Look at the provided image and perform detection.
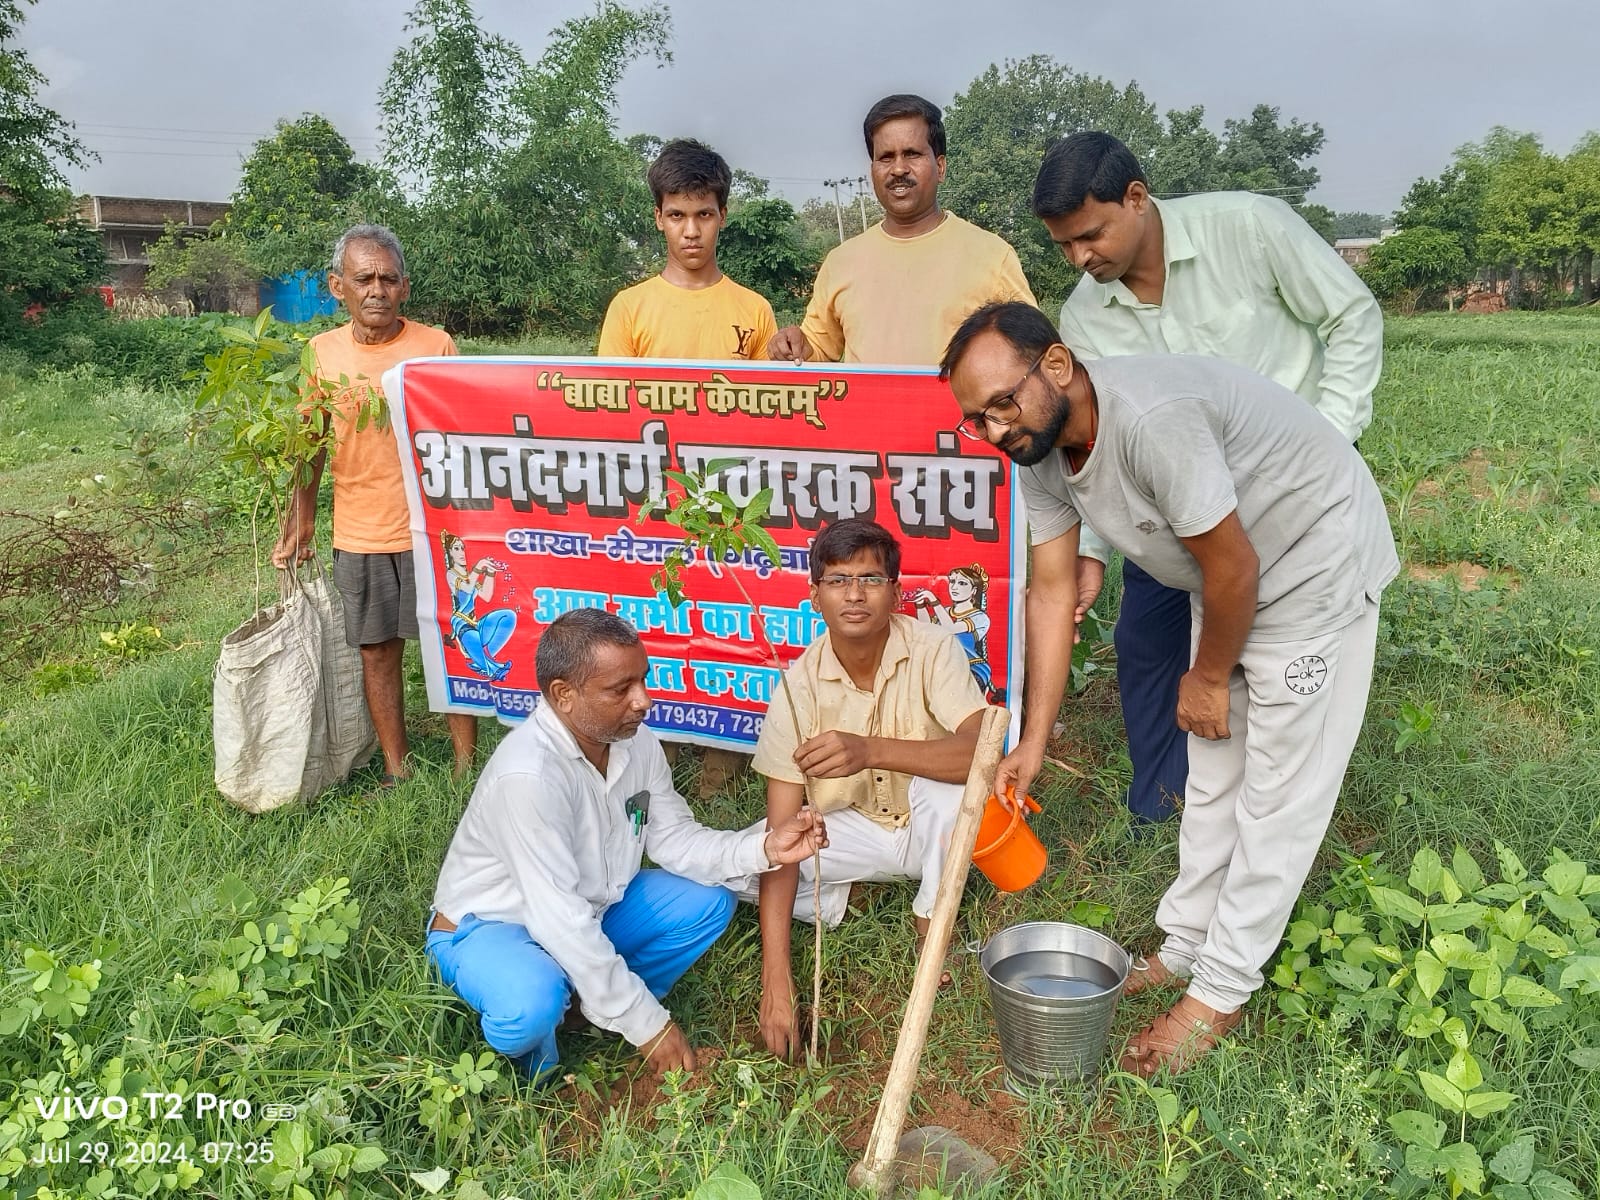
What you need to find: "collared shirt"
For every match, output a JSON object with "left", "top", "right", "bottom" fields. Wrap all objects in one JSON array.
[
  {"left": 801, "top": 213, "right": 1036, "bottom": 365},
  {"left": 1058, "top": 193, "right": 1382, "bottom": 564},
  {"left": 1061, "top": 194, "right": 1381, "bottom": 444},
  {"left": 1016, "top": 355, "right": 1399, "bottom": 642},
  {"left": 431, "top": 702, "right": 772, "bottom": 1047},
  {"left": 752, "top": 614, "right": 987, "bottom": 828}
]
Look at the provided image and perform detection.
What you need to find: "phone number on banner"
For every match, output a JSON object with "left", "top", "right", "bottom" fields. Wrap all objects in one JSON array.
[{"left": 647, "top": 701, "right": 765, "bottom": 742}]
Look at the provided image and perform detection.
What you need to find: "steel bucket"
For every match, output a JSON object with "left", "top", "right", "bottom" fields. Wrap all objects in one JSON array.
[{"left": 981, "top": 922, "right": 1130, "bottom": 1091}]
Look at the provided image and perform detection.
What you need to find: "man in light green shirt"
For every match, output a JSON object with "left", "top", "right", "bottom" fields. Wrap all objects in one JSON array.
[{"left": 1030, "top": 131, "right": 1381, "bottom": 824}]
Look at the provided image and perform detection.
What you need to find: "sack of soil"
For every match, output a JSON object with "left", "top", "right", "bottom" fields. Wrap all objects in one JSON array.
[{"left": 213, "top": 560, "right": 376, "bottom": 812}]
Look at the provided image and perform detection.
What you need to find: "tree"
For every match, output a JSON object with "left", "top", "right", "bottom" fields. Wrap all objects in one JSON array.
[
  {"left": 1331, "top": 211, "right": 1389, "bottom": 240},
  {"left": 145, "top": 220, "right": 259, "bottom": 313},
  {"left": 227, "top": 115, "right": 389, "bottom": 279},
  {"left": 718, "top": 198, "right": 820, "bottom": 321},
  {"left": 1360, "top": 227, "right": 1469, "bottom": 313},
  {"left": 1214, "top": 105, "right": 1324, "bottom": 205},
  {"left": 941, "top": 57, "right": 1171, "bottom": 309},
  {"left": 0, "top": 0, "right": 105, "bottom": 321},
  {"left": 393, "top": 1, "right": 673, "bottom": 334},
  {"left": 379, "top": 0, "right": 527, "bottom": 199}
]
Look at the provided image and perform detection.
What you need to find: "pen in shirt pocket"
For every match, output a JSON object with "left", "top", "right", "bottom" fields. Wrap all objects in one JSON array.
[{"left": 624, "top": 790, "right": 650, "bottom": 837}]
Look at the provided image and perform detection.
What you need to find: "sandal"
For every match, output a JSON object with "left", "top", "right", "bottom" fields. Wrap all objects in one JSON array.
[
  {"left": 1122, "top": 952, "right": 1186, "bottom": 998},
  {"left": 1119, "top": 993, "right": 1242, "bottom": 1077}
]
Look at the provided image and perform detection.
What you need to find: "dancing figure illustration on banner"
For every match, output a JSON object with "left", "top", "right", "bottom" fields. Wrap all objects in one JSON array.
[{"left": 441, "top": 530, "right": 518, "bottom": 683}]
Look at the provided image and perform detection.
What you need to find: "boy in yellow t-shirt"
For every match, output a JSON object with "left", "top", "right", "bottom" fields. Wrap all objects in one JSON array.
[
  {"left": 597, "top": 138, "right": 776, "bottom": 361},
  {"left": 598, "top": 139, "right": 776, "bottom": 794}
]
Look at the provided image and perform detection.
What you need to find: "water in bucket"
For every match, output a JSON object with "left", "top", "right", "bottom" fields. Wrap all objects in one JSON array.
[
  {"left": 988, "top": 949, "right": 1122, "bottom": 999},
  {"left": 981, "top": 922, "right": 1131, "bottom": 1090}
]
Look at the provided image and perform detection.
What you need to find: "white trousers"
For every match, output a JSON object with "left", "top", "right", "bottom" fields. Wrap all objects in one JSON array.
[
  {"left": 1157, "top": 598, "right": 1381, "bottom": 1013},
  {"left": 737, "top": 775, "right": 964, "bottom": 928}
]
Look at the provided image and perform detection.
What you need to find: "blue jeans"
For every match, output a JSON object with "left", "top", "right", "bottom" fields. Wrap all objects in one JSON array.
[
  {"left": 425, "top": 870, "right": 735, "bottom": 1077},
  {"left": 1114, "top": 558, "right": 1192, "bottom": 823}
]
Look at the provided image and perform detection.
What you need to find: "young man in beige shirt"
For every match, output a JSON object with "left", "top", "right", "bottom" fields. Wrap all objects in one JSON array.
[{"left": 748, "top": 518, "right": 988, "bottom": 1061}]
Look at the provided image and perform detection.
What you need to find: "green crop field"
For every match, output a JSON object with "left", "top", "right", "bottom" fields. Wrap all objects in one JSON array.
[{"left": 1, "top": 311, "right": 1596, "bottom": 1199}]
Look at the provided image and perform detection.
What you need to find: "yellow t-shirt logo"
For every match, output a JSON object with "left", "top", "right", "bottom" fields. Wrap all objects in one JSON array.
[{"left": 731, "top": 325, "right": 755, "bottom": 358}]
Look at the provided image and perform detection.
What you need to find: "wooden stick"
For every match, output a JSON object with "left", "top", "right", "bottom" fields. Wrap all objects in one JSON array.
[{"left": 847, "top": 706, "right": 1011, "bottom": 1196}]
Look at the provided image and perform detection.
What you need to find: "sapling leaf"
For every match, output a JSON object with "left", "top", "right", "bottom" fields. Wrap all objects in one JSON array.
[
  {"left": 743, "top": 487, "right": 773, "bottom": 525},
  {"left": 1488, "top": 1134, "right": 1535, "bottom": 1184},
  {"left": 1542, "top": 860, "right": 1586, "bottom": 898},
  {"left": 1523, "top": 925, "right": 1572, "bottom": 957},
  {"left": 1410, "top": 847, "right": 1445, "bottom": 897},
  {"left": 1557, "top": 956, "right": 1600, "bottom": 994},
  {"left": 701, "top": 456, "right": 748, "bottom": 476},
  {"left": 1413, "top": 950, "right": 1447, "bottom": 999},
  {"left": 1564, "top": 1045, "right": 1600, "bottom": 1070},
  {"left": 1369, "top": 885, "right": 1426, "bottom": 925},
  {"left": 1434, "top": 1141, "right": 1484, "bottom": 1194},
  {"left": 1524, "top": 1169, "right": 1583, "bottom": 1200},
  {"left": 1427, "top": 901, "right": 1487, "bottom": 933},
  {"left": 1452, "top": 851, "right": 1484, "bottom": 896},
  {"left": 1501, "top": 975, "right": 1561, "bottom": 1008},
  {"left": 662, "top": 468, "right": 697, "bottom": 490},
  {"left": 1445, "top": 1047, "right": 1483, "bottom": 1090},
  {"left": 1469, "top": 964, "right": 1503, "bottom": 1001},
  {"left": 1470, "top": 997, "right": 1527, "bottom": 1041},
  {"left": 1463, "top": 1090, "right": 1515, "bottom": 1118},
  {"left": 747, "top": 526, "right": 783, "bottom": 575},
  {"left": 1388, "top": 1109, "right": 1444, "bottom": 1150},
  {"left": 1496, "top": 841, "right": 1528, "bottom": 885},
  {"left": 1416, "top": 1069, "right": 1466, "bottom": 1112}
]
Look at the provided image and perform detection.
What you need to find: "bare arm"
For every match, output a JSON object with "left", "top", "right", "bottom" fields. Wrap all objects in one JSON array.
[
  {"left": 1175, "top": 511, "right": 1259, "bottom": 740},
  {"left": 271, "top": 438, "right": 327, "bottom": 568},
  {"left": 994, "top": 527, "right": 1080, "bottom": 799},
  {"left": 757, "top": 778, "right": 805, "bottom": 1061}
]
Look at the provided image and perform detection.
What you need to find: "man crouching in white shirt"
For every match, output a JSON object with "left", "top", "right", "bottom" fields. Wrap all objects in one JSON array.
[{"left": 427, "top": 608, "right": 828, "bottom": 1079}]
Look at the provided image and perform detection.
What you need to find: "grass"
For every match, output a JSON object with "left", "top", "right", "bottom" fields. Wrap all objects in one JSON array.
[{"left": 1, "top": 310, "right": 1597, "bottom": 1198}]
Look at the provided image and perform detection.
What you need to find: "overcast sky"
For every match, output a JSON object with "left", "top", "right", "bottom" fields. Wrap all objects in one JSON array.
[{"left": 23, "top": 0, "right": 1600, "bottom": 217}]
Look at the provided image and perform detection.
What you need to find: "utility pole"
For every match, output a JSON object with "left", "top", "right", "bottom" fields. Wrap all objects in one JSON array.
[
  {"left": 823, "top": 177, "right": 846, "bottom": 244},
  {"left": 854, "top": 175, "right": 869, "bottom": 232}
]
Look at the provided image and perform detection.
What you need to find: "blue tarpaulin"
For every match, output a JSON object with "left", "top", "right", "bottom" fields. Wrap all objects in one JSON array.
[{"left": 260, "top": 271, "right": 339, "bottom": 324}]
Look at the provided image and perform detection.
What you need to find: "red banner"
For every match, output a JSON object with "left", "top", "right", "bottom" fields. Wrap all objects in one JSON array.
[{"left": 385, "top": 357, "right": 1025, "bottom": 749}]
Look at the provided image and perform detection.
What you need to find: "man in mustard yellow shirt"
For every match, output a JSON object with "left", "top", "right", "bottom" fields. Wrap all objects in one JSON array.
[
  {"left": 597, "top": 138, "right": 776, "bottom": 361},
  {"left": 273, "top": 225, "right": 479, "bottom": 784},
  {"left": 747, "top": 519, "right": 987, "bottom": 1061},
  {"left": 769, "top": 94, "right": 1035, "bottom": 365}
]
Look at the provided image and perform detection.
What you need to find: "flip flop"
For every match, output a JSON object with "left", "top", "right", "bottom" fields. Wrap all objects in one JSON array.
[
  {"left": 1123, "top": 952, "right": 1186, "bottom": 997},
  {"left": 1119, "top": 993, "right": 1242, "bottom": 1077}
]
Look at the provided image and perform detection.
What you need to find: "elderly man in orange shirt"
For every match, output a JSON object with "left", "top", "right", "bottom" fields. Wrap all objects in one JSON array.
[{"left": 273, "top": 224, "right": 478, "bottom": 784}]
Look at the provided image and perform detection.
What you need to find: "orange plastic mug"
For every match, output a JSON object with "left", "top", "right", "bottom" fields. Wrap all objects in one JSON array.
[{"left": 971, "top": 785, "right": 1047, "bottom": 892}]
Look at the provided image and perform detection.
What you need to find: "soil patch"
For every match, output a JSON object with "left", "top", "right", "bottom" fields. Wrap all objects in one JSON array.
[{"left": 1405, "top": 561, "right": 1516, "bottom": 591}]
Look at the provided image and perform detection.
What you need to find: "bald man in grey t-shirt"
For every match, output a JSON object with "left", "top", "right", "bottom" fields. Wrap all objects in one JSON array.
[{"left": 941, "top": 302, "right": 1398, "bottom": 1077}]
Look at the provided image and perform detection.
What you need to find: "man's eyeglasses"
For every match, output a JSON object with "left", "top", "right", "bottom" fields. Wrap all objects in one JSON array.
[
  {"left": 954, "top": 350, "right": 1047, "bottom": 441},
  {"left": 817, "top": 574, "right": 894, "bottom": 590}
]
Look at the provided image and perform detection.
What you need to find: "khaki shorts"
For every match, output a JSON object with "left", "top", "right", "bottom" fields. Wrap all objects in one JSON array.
[{"left": 332, "top": 549, "right": 419, "bottom": 646}]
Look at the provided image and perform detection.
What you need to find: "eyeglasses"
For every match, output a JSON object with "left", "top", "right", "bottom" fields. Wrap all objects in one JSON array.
[
  {"left": 817, "top": 574, "right": 894, "bottom": 590},
  {"left": 954, "top": 350, "right": 1047, "bottom": 441}
]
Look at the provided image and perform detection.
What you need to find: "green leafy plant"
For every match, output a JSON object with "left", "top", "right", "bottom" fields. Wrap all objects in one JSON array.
[
  {"left": 1390, "top": 697, "right": 1444, "bottom": 753},
  {"left": 96, "top": 620, "right": 164, "bottom": 661},
  {"left": 1270, "top": 843, "right": 1598, "bottom": 1197},
  {"left": 639, "top": 464, "right": 827, "bottom": 1062}
]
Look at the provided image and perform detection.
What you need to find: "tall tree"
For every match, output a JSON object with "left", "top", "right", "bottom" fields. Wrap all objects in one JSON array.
[
  {"left": 1331, "top": 211, "right": 1389, "bottom": 240},
  {"left": 1214, "top": 104, "right": 1325, "bottom": 204},
  {"left": 0, "top": 0, "right": 105, "bottom": 320},
  {"left": 379, "top": 0, "right": 526, "bottom": 199},
  {"left": 942, "top": 56, "right": 1175, "bottom": 309},
  {"left": 395, "top": 1, "right": 673, "bottom": 334},
  {"left": 227, "top": 114, "right": 389, "bottom": 278},
  {"left": 718, "top": 197, "right": 820, "bottom": 320},
  {"left": 1360, "top": 226, "right": 1470, "bottom": 313}
]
